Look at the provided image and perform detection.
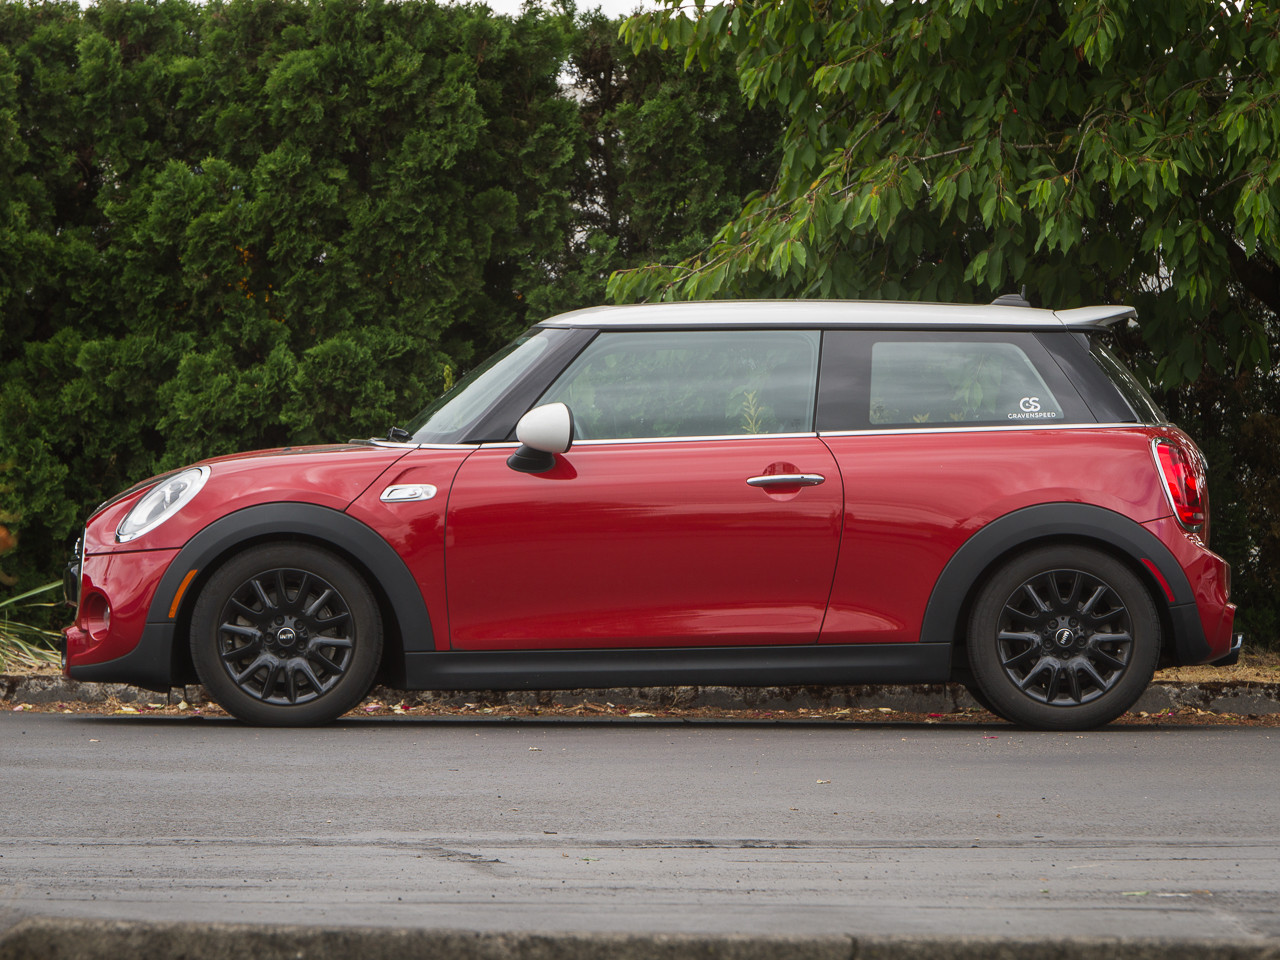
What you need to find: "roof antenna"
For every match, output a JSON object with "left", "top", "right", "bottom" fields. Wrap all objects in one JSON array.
[{"left": 991, "top": 285, "right": 1030, "bottom": 308}]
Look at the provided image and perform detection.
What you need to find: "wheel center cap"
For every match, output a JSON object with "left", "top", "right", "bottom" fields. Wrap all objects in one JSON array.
[{"left": 1053, "top": 627, "right": 1075, "bottom": 648}]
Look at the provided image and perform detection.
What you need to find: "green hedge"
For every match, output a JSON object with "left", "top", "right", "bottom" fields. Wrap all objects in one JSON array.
[{"left": 0, "top": 0, "right": 780, "bottom": 602}]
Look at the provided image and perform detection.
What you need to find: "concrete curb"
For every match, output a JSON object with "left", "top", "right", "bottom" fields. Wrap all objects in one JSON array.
[
  {"left": 3, "top": 673, "right": 1280, "bottom": 716},
  {"left": 1, "top": 919, "right": 1277, "bottom": 960}
]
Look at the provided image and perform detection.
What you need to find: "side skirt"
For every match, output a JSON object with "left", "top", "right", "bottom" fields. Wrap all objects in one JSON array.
[{"left": 402, "top": 643, "right": 952, "bottom": 692}]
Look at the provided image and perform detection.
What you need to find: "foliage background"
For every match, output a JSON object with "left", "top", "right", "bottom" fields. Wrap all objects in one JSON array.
[
  {"left": 3, "top": 0, "right": 1278, "bottom": 649},
  {"left": 0, "top": 0, "right": 779, "bottom": 610}
]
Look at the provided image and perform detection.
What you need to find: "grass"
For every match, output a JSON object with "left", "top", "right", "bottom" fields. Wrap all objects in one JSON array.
[{"left": 0, "top": 581, "right": 63, "bottom": 672}]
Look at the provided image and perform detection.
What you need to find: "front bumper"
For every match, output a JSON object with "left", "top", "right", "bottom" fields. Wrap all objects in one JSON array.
[{"left": 63, "top": 546, "right": 181, "bottom": 672}]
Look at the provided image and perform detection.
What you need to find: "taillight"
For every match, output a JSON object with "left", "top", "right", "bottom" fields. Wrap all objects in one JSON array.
[{"left": 1153, "top": 439, "right": 1206, "bottom": 531}]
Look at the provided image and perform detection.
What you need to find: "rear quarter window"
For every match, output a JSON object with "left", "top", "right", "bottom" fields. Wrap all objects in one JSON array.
[
  {"left": 869, "top": 341, "right": 1064, "bottom": 425},
  {"left": 817, "top": 330, "right": 1094, "bottom": 431}
]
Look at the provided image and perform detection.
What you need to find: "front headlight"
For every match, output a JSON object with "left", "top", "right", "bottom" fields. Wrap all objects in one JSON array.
[{"left": 115, "top": 466, "right": 211, "bottom": 543}]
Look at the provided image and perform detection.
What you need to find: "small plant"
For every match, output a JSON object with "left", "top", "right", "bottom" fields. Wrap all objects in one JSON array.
[
  {"left": 739, "top": 389, "right": 766, "bottom": 434},
  {"left": 0, "top": 582, "right": 63, "bottom": 672}
]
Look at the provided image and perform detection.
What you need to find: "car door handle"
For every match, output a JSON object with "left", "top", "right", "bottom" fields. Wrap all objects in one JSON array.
[{"left": 746, "top": 474, "right": 826, "bottom": 487}]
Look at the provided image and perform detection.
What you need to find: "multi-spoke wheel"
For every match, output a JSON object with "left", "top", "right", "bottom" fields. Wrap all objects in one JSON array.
[
  {"left": 967, "top": 545, "right": 1160, "bottom": 730},
  {"left": 191, "top": 544, "right": 382, "bottom": 725}
]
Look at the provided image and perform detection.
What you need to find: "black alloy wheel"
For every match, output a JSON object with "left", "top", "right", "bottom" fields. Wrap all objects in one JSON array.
[
  {"left": 191, "top": 543, "right": 382, "bottom": 726},
  {"left": 968, "top": 545, "right": 1160, "bottom": 730}
]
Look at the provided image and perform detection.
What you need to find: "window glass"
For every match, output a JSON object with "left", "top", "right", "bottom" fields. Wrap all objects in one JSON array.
[
  {"left": 869, "top": 341, "right": 1064, "bottom": 425},
  {"left": 539, "top": 330, "right": 821, "bottom": 440},
  {"left": 407, "top": 329, "right": 563, "bottom": 443},
  {"left": 1088, "top": 336, "right": 1167, "bottom": 424}
]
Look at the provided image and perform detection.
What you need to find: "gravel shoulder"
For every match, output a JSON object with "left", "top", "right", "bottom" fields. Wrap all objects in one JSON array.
[{"left": 4, "top": 652, "right": 1279, "bottom": 726}]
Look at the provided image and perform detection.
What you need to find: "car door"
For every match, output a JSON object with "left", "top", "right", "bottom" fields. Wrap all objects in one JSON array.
[{"left": 444, "top": 327, "right": 843, "bottom": 650}]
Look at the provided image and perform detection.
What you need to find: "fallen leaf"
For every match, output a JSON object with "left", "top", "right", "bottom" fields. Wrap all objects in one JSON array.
[
  {"left": 816, "top": 779, "right": 831, "bottom": 784},
  {"left": 117, "top": 706, "right": 139, "bottom": 714},
  {"left": 529, "top": 747, "right": 542, "bottom": 751},
  {"left": 628, "top": 712, "right": 655, "bottom": 718}
]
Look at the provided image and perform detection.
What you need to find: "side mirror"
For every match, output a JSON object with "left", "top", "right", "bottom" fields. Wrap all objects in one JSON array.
[{"left": 507, "top": 402, "right": 575, "bottom": 474}]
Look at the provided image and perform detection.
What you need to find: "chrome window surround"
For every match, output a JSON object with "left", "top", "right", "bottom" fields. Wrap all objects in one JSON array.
[{"left": 476, "top": 422, "right": 1147, "bottom": 447}]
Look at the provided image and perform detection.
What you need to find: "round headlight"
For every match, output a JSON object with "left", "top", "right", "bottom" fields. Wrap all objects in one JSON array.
[{"left": 115, "top": 466, "right": 211, "bottom": 543}]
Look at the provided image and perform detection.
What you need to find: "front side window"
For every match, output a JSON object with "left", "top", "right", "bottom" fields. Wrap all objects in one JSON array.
[
  {"left": 869, "top": 340, "right": 1065, "bottom": 426},
  {"left": 538, "top": 329, "right": 821, "bottom": 440}
]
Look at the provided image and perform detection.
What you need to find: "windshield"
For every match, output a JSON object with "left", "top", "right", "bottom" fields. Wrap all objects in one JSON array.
[{"left": 404, "top": 329, "right": 562, "bottom": 444}]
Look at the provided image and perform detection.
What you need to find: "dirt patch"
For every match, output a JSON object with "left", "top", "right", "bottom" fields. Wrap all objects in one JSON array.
[
  {"left": 1154, "top": 648, "right": 1280, "bottom": 683},
  {"left": 9, "top": 694, "right": 1280, "bottom": 727}
]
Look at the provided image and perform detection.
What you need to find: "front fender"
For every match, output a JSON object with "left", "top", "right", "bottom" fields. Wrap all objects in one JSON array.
[{"left": 150, "top": 502, "right": 433, "bottom": 662}]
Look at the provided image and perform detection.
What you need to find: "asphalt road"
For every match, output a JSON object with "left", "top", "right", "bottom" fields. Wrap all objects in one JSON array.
[{"left": 1, "top": 712, "right": 1277, "bottom": 940}]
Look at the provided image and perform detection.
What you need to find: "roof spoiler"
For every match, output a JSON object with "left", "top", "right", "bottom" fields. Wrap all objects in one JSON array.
[{"left": 1055, "top": 305, "right": 1137, "bottom": 329}]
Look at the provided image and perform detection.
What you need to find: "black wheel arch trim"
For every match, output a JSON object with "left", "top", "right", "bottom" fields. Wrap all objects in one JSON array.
[
  {"left": 921, "top": 502, "right": 1210, "bottom": 665},
  {"left": 146, "top": 502, "right": 432, "bottom": 658}
]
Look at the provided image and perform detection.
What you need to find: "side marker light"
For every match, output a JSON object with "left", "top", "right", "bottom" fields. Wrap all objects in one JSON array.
[{"left": 169, "top": 569, "right": 199, "bottom": 619}]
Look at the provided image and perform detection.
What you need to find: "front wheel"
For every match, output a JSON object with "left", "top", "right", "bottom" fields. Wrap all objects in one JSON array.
[
  {"left": 190, "top": 543, "right": 382, "bottom": 726},
  {"left": 967, "top": 546, "right": 1160, "bottom": 730}
]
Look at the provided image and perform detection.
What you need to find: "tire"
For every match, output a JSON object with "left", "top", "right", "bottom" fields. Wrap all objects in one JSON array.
[
  {"left": 967, "top": 545, "right": 1160, "bottom": 731},
  {"left": 961, "top": 682, "right": 1010, "bottom": 720},
  {"left": 190, "top": 543, "right": 382, "bottom": 726}
]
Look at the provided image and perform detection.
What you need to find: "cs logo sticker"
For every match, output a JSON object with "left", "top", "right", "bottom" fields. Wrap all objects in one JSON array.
[{"left": 1019, "top": 397, "right": 1041, "bottom": 412}]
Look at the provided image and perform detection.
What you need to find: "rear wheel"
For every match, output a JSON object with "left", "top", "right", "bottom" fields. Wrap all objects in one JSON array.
[
  {"left": 190, "top": 543, "right": 382, "bottom": 726},
  {"left": 967, "top": 545, "right": 1159, "bottom": 730}
]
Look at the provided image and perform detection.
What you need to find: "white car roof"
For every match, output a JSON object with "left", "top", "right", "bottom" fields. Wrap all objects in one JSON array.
[{"left": 539, "top": 300, "right": 1136, "bottom": 330}]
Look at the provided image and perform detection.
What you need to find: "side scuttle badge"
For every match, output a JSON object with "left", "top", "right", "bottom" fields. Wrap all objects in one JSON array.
[{"left": 380, "top": 484, "right": 438, "bottom": 503}]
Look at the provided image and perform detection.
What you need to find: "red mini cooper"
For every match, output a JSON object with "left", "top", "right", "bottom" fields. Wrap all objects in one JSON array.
[{"left": 62, "top": 299, "right": 1239, "bottom": 728}]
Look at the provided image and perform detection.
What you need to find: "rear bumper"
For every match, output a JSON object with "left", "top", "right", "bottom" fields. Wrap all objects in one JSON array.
[
  {"left": 1210, "top": 632, "right": 1245, "bottom": 667},
  {"left": 1142, "top": 516, "right": 1235, "bottom": 665}
]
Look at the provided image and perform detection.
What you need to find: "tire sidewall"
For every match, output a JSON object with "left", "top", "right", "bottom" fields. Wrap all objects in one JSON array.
[
  {"left": 190, "top": 543, "right": 382, "bottom": 726},
  {"left": 968, "top": 545, "right": 1160, "bottom": 731}
]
